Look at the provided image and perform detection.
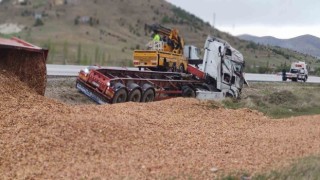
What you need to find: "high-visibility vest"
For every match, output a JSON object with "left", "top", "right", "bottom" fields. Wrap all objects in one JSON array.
[{"left": 153, "top": 34, "right": 160, "bottom": 41}]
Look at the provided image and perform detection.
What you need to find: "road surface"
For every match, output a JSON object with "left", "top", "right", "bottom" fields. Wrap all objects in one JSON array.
[{"left": 46, "top": 64, "right": 320, "bottom": 83}]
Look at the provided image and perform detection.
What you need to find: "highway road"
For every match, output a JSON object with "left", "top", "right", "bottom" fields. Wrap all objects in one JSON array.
[{"left": 46, "top": 64, "right": 320, "bottom": 83}]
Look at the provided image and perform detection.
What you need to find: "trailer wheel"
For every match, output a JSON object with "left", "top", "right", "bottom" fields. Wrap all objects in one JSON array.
[
  {"left": 128, "top": 89, "right": 142, "bottom": 102},
  {"left": 112, "top": 89, "right": 127, "bottom": 104},
  {"left": 141, "top": 89, "right": 155, "bottom": 102},
  {"left": 182, "top": 86, "right": 195, "bottom": 98}
]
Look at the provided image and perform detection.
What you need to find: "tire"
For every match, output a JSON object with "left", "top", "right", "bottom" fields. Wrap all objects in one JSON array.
[
  {"left": 141, "top": 89, "right": 155, "bottom": 102},
  {"left": 304, "top": 75, "right": 308, "bottom": 82},
  {"left": 226, "top": 93, "right": 234, "bottom": 98},
  {"left": 112, "top": 89, "right": 127, "bottom": 104},
  {"left": 201, "top": 83, "right": 215, "bottom": 91},
  {"left": 128, "top": 89, "right": 142, "bottom": 102},
  {"left": 182, "top": 86, "right": 195, "bottom": 98},
  {"left": 178, "top": 63, "right": 185, "bottom": 73}
]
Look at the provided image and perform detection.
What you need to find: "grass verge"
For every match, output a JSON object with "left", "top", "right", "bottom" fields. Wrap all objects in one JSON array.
[
  {"left": 221, "top": 82, "right": 320, "bottom": 119},
  {"left": 219, "top": 82, "right": 320, "bottom": 179},
  {"left": 219, "top": 155, "right": 320, "bottom": 180},
  {"left": 254, "top": 156, "right": 320, "bottom": 180}
]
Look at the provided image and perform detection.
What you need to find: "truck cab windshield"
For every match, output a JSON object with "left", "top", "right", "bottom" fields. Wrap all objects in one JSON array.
[
  {"left": 290, "top": 69, "right": 299, "bottom": 73},
  {"left": 232, "top": 61, "right": 243, "bottom": 74}
]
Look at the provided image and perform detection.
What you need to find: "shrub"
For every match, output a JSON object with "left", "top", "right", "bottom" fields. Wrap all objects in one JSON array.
[{"left": 34, "top": 19, "right": 44, "bottom": 26}]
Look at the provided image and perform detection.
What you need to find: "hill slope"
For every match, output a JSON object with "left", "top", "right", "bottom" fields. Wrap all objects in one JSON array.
[
  {"left": 238, "top": 34, "right": 320, "bottom": 58},
  {"left": 0, "top": 0, "right": 319, "bottom": 72}
]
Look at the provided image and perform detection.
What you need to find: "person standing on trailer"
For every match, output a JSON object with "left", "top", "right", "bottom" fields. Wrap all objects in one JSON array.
[{"left": 153, "top": 31, "right": 161, "bottom": 41}]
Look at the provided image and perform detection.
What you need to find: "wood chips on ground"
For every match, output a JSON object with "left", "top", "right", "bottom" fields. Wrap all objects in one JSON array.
[{"left": 1, "top": 72, "right": 320, "bottom": 179}]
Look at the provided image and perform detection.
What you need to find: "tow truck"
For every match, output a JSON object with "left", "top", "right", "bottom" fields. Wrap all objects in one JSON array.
[
  {"left": 283, "top": 61, "right": 308, "bottom": 82},
  {"left": 76, "top": 36, "right": 246, "bottom": 104},
  {"left": 133, "top": 24, "right": 200, "bottom": 72}
]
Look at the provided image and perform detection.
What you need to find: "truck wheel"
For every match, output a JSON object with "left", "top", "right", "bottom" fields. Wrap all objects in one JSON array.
[
  {"left": 226, "top": 92, "right": 234, "bottom": 98},
  {"left": 141, "top": 89, "right": 155, "bottom": 102},
  {"left": 112, "top": 89, "right": 127, "bottom": 104},
  {"left": 201, "top": 83, "right": 215, "bottom": 91},
  {"left": 303, "top": 76, "right": 307, "bottom": 82},
  {"left": 128, "top": 89, "right": 142, "bottom": 102},
  {"left": 182, "top": 86, "right": 195, "bottom": 97}
]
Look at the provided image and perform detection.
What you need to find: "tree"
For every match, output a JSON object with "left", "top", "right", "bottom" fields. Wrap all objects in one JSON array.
[
  {"left": 63, "top": 41, "right": 69, "bottom": 65},
  {"left": 34, "top": 19, "right": 44, "bottom": 27},
  {"left": 100, "top": 51, "right": 106, "bottom": 65},
  {"left": 94, "top": 46, "right": 100, "bottom": 65},
  {"left": 77, "top": 43, "right": 82, "bottom": 64},
  {"left": 83, "top": 53, "right": 89, "bottom": 65}
]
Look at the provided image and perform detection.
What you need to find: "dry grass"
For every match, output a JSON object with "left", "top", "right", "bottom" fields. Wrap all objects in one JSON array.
[{"left": 223, "top": 82, "right": 320, "bottom": 118}]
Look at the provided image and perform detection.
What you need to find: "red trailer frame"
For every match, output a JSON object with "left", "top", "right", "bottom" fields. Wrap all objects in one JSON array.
[{"left": 76, "top": 67, "right": 207, "bottom": 104}]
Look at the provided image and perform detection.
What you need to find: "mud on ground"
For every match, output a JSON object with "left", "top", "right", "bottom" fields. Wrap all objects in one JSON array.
[
  {"left": 45, "top": 77, "right": 94, "bottom": 105},
  {"left": 1, "top": 75, "right": 320, "bottom": 179}
]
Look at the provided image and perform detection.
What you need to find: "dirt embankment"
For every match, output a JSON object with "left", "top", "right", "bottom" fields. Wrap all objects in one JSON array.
[{"left": 1, "top": 72, "right": 320, "bottom": 179}]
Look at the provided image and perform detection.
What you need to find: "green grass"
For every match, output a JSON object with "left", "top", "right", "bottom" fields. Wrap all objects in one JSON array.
[
  {"left": 253, "top": 156, "right": 320, "bottom": 180},
  {"left": 223, "top": 98, "right": 320, "bottom": 119},
  {"left": 222, "top": 82, "right": 320, "bottom": 119},
  {"left": 219, "top": 156, "right": 320, "bottom": 180},
  {"left": 0, "top": 33, "right": 20, "bottom": 39}
]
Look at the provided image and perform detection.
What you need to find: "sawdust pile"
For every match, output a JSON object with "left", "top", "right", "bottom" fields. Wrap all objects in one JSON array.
[
  {"left": 0, "top": 48, "right": 47, "bottom": 95},
  {"left": 1, "top": 73, "right": 320, "bottom": 179}
]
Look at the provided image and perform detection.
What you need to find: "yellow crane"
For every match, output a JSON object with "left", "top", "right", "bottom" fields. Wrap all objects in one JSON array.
[{"left": 133, "top": 24, "right": 188, "bottom": 72}]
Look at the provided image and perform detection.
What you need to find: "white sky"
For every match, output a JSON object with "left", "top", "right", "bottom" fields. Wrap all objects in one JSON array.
[{"left": 166, "top": 0, "right": 320, "bottom": 39}]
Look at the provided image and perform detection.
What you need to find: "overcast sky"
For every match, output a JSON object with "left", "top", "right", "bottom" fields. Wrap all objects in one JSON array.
[{"left": 166, "top": 0, "right": 320, "bottom": 39}]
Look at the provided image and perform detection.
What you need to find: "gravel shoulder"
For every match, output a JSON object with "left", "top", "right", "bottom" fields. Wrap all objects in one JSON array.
[{"left": 45, "top": 76, "right": 94, "bottom": 105}]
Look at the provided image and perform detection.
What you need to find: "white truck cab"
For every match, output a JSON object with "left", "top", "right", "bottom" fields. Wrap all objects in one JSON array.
[{"left": 195, "top": 37, "right": 246, "bottom": 98}]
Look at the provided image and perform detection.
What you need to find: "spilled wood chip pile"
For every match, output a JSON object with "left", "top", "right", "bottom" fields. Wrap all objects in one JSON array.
[{"left": 1, "top": 72, "right": 320, "bottom": 179}]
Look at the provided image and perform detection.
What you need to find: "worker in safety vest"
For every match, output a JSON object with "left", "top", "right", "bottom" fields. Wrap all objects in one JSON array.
[{"left": 153, "top": 31, "right": 160, "bottom": 41}]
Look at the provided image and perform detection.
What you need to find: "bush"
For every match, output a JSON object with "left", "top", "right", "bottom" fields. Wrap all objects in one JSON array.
[
  {"left": 264, "top": 90, "right": 297, "bottom": 105},
  {"left": 161, "top": 16, "right": 170, "bottom": 24},
  {"left": 246, "top": 42, "right": 258, "bottom": 50},
  {"left": 34, "top": 19, "right": 44, "bottom": 26}
]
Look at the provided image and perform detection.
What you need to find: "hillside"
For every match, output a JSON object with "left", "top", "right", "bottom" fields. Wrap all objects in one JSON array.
[
  {"left": 238, "top": 34, "right": 320, "bottom": 58},
  {"left": 0, "top": 0, "right": 319, "bottom": 73}
]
